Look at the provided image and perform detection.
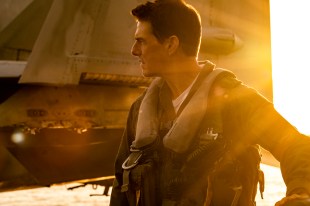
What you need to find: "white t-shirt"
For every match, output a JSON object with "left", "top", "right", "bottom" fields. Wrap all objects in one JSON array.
[{"left": 172, "top": 75, "right": 199, "bottom": 113}]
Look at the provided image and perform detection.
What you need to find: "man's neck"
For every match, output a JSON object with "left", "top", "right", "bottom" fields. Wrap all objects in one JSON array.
[{"left": 163, "top": 59, "right": 201, "bottom": 100}]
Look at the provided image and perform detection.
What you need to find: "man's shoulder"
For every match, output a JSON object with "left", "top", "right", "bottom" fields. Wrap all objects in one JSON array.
[{"left": 211, "top": 68, "right": 241, "bottom": 90}]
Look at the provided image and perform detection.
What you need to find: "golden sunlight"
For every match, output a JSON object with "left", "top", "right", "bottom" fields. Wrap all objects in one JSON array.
[{"left": 270, "top": 0, "right": 310, "bottom": 135}]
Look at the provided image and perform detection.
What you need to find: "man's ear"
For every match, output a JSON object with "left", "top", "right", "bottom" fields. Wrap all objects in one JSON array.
[{"left": 166, "top": 35, "right": 180, "bottom": 55}]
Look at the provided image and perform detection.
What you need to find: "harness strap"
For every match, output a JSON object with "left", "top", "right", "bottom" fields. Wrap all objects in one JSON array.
[
  {"left": 121, "top": 150, "right": 142, "bottom": 192},
  {"left": 204, "top": 175, "right": 213, "bottom": 205},
  {"left": 258, "top": 168, "right": 265, "bottom": 199},
  {"left": 136, "top": 190, "right": 141, "bottom": 206},
  {"left": 231, "top": 186, "right": 243, "bottom": 206},
  {"left": 121, "top": 170, "right": 130, "bottom": 192}
]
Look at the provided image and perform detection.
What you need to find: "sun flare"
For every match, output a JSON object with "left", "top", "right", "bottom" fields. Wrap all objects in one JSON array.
[{"left": 270, "top": 0, "right": 310, "bottom": 135}]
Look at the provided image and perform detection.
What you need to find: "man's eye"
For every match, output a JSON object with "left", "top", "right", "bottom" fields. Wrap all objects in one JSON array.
[{"left": 136, "top": 39, "right": 144, "bottom": 44}]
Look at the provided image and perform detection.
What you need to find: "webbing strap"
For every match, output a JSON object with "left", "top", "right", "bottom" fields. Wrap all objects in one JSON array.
[
  {"left": 121, "top": 170, "right": 131, "bottom": 192},
  {"left": 121, "top": 151, "right": 142, "bottom": 192}
]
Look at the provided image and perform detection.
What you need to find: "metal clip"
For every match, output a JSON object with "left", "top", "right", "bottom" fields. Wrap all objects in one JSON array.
[
  {"left": 122, "top": 151, "right": 142, "bottom": 170},
  {"left": 206, "top": 128, "right": 219, "bottom": 140}
]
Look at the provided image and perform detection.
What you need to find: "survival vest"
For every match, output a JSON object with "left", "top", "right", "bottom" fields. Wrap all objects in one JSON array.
[{"left": 121, "top": 68, "right": 265, "bottom": 206}]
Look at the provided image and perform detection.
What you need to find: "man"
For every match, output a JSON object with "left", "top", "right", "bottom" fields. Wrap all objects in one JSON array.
[{"left": 110, "top": 0, "right": 310, "bottom": 205}]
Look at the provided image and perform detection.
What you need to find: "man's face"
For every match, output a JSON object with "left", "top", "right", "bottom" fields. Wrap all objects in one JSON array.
[{"left": 131, "top": 21, "right": 169, "bottom": 77}]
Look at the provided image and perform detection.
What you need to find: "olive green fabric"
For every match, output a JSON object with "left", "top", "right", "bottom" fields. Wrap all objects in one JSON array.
[{"left": 110, "top": 64, "right": 310, "bottom": 206}]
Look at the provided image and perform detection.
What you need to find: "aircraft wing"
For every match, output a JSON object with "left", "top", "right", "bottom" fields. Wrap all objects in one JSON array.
[{"left": 19, "top": 0, "right": 141, "bottom": 85}]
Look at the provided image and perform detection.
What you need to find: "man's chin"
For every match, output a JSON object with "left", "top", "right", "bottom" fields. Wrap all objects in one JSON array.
[
  {"left": 141, "top": 69, "right": 151, "bottom": 77},
  {"left": 142, "top": 72, "right": 156, "bottom": 78},
  {"left": 141, "top": 68, "right": 156, "bottom": 77}
]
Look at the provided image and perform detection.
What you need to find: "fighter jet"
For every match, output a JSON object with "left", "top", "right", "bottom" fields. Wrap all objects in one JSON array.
[{"left": 0, "top": 0, "right": 273, "bottom": 193}]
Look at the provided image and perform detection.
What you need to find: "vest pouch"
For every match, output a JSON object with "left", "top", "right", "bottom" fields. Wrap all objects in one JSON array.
[
  {"left": 210, "top": 145, "right": 263, "bottom": 206},
  {"left": 122, "top": 150, "right": 159, "bottom": 206},
  {"left": 130, "top": 161, "right": 158, "bottom": 206}
]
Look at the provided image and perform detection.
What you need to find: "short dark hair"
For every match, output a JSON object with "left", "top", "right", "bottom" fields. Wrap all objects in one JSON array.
[{"left": 131, "top": 0, "right": 201, "bottom": 56}]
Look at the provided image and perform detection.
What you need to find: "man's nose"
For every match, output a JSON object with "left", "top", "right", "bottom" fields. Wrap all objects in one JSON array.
[{"left": 131, "top": 42, "right": 140, "bottom": 56}]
